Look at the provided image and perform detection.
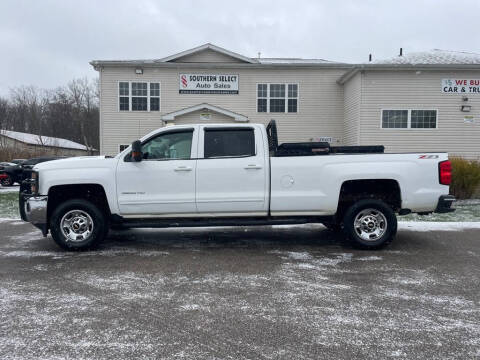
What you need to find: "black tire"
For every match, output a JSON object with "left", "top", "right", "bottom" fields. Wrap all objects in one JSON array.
[
  {"left": 50, "top": 199, "right": 108, "bottom": 251},
  {"left": 342, "top": 199, "right": 397, "bottom": 250},
  {"left": 0, "top": 175, "right": 13, "bottom": 186},
  {"left": 322, "top": 222, "right": 342, "bottom": 232}
]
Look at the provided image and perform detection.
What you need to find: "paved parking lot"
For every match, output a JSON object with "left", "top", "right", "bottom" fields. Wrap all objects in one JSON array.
[{"left": 0, "top": 219, "right": 479, "bottom": 359}]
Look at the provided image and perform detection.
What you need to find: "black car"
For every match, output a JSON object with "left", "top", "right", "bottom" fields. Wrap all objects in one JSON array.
[
  {"left": 0, "top": 163, "right": 23, "bottom": 186},
  {"left": 0, "top": 162, "right": 16, "bottom": 170},
  {"left": 0, "top": 156, "right": 66, "bottom": 187}
]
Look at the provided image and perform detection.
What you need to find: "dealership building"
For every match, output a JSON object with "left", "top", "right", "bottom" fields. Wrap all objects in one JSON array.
[{"left": 91, "top": 44, "right": 480, "bottom": 159}]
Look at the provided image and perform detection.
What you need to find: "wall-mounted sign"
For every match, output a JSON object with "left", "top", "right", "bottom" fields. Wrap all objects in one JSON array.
[
  {"left": 312, "top": 136, "right": 333, "bottom": 143},
  {"left": 200, "top": 113, "right": 211, "bottom": 121},
  {"left": 464, "top": 115, "right": 474, "bottom": 124},
  {"left": 442, "top": 79, "right": 480, "bottom": 93},
  {"left": 179, "top": 74, "right": 239, "bottom": 94}
]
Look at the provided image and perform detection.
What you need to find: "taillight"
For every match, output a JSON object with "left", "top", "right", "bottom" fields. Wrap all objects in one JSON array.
[{"left": 439, "top": 160, "right": 452, "bottom": 185}]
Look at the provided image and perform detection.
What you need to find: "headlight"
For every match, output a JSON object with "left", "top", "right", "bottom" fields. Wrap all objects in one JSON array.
[{"left": 30, "top": 171, "right": 39, "bottom": 195}]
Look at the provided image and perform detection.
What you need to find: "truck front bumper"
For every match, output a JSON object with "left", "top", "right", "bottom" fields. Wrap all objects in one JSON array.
[
  {"left": 21, "top": 194, "right": 48, "bottom": 236},
  {"left": 434, "top": 195, "right": 456, "bottom": 213}
]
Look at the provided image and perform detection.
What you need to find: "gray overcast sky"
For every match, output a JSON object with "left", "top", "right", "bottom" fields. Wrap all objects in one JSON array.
[{"left": 1, "top": 0, "right": 479, "bottom": 95}]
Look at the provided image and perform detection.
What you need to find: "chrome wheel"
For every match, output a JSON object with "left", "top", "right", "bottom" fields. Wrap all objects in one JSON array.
[
  {"left": 354, "top": 208, "right": 387, "bottom": 241},
  {"left": 60, "top": 210, "right": 94, "bottom": 242}
]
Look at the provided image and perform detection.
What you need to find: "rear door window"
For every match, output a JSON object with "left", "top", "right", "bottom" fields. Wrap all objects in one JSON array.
[{"left": 204, "top": 128, "right": 255, "bottom": 158}]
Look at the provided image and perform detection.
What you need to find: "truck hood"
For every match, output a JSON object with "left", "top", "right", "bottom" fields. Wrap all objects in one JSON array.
[{"left": 33, "top": 156, "right": 116, "bottom": 171}]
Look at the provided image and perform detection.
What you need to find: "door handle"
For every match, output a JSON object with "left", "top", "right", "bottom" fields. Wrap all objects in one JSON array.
[
  {"left": 174, "top": 166, "right": 192, "bottom": 171},
  {"left": 244, "top": 164, "right": 262, "bottom": 169}
]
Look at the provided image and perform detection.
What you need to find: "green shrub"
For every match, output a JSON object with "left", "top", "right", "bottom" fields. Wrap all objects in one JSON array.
[{"left": 450, "top": 157, "right": 480, "bottom": 199}]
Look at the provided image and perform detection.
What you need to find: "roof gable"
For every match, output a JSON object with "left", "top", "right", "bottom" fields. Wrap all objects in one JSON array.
[
  {"left": 159, "top": 43, "right": 258, "bottom": 64},
  {"left": 161, "top": 103, "right": 248, "bottom": 122}
]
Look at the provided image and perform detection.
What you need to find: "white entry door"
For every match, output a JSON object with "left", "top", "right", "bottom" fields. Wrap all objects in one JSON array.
[
  {"left": 195, "top": 125, "right": 268, "bottom": 215},
  {"left": 116, "top": 127, "right": 198, "bottom": 216}
]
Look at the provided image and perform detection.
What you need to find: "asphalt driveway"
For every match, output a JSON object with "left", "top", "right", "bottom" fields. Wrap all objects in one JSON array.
[{"left": 0, "top": 219, "right": 479, "bottom": 359}]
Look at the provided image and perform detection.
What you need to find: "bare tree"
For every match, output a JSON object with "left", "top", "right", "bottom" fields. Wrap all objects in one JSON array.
[{"left": 0, "top": 78, "right": 100, "bottom": 156}]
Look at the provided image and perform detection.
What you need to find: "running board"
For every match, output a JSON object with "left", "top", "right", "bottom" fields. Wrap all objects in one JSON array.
[{"left": 111, "top": 215, "right": 334, "bottom": 229}]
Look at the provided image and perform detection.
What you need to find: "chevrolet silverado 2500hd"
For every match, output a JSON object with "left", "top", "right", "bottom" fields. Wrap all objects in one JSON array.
[{"left": 20, "top": 121, "right": 454, "bottom": 250}]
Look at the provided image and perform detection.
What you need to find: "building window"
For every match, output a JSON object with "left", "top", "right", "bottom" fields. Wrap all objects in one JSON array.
[
  {"left": 269, "top": 84, "right": 285, "bottom": 112},
  {"left": 132, "top": 82, "right": 147, "bottom": 111},
  {"left": 411, "top": 110, "right": 437, "bottom": 128},
  {"left": 382, "top": 109, "right": 437, "bottom": 129},
  {"left": 119, "top": 144, "right": 129, "bottom": 152},
  {"left": 382, "top": 110, "right": 408, "bottom": 128},
  {"left": 150, "top": 83, "right": 160, "bottom": 111},
  {"left": 257, "top": 83, "right": 298, "bottom": 113},
  {"left": 288, "top": 84, "right": 298, "bottom": 113},
  {"left": 257, "top": 84, "right": 267, "bottom": 112},
  {"left": 119, "top": 82, "right": 160, "bottom": 112},
  {"left": 119, "top": 82, "right": 129, "bottom": 111}
]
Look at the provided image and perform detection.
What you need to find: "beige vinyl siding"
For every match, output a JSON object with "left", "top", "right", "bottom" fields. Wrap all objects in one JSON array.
[
  {"left": 343, "top": 72, "right": 361, "bottom": 145},
  {"left": 359, "top": 70, "right": 480, "bottom": 159},
  {"left": 99, "top": 66, "right": 346, "bottom": 155},
  {"left": 173, "top": 49, "right": 245, "bottom": 63}
]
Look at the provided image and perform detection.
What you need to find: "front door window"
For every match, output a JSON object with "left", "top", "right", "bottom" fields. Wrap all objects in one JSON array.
[{"left": 141, "top": 130, "right": 193, "bottom": 160}]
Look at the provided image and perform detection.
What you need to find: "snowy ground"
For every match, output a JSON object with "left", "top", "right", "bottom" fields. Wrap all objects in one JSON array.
[
  {"left": 0, "top": 220, "right": 479, "bottom": 359},
  {"left": 0, "top": 185, "right": 19, "bottom": 194}
]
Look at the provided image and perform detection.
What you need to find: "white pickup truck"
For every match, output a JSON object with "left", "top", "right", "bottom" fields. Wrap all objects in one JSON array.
[{"left": 20, "top": 121, "right": 454, "bottom": 250}]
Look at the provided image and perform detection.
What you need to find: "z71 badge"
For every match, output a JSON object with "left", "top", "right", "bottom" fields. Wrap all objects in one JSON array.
[{"left": 418, "top": 155, "right": 439, "bottom": 159}]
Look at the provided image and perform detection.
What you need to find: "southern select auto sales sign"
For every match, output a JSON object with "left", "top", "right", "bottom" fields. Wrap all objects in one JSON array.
[
  {"left": 442, "top": 79, "right": 480, "bottom": 93},
  {"left": 179, "top": 74, "right": 239, "bottom": 94}
]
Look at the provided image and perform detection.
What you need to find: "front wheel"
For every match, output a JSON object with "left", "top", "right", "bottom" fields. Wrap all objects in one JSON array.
[
  {"left": 50, "top": 199, "right": 108, "bottom": 251},
  {"left": 342, "top": 199, "right": 397, "bottom": 249}
]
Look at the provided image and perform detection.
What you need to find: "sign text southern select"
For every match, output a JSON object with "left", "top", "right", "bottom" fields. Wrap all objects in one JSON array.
[{"left": 179, "top": 74, "right": 239, "bottom": 94}]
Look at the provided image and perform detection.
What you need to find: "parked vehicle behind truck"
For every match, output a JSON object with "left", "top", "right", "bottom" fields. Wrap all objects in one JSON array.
[{"left": 20, "top": 121, "right": 454, "bottom": 251}]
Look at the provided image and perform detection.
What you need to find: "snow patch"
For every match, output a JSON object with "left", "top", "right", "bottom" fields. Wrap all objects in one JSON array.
[
  {"left": 0, "top": 186, "right": 19, "bottom": 193},
  {"left": 314, "top": 253, "right": 353, "bottom": 266},
  {"left": 371, "top": 49, "right": 480, "bottom": 65},
  {"left": 355, "top": 256, "right": 382, "bottom": 261},
  {"left": 285, "top": 251, "right": 313, "bottom": 260},
  {"left": 179, "top": 304, "right": 203, "bottom": 311},
  {"left": 1, "top": 250, "right": 67, "bottom": 258},
  {"left": 0, "top": 217, "right": 22, "bottom": 223},
  {"left": 296, "top": 263, "right": 317, "bottom": 270},
  {"left": 398, "top": 221, "right": 480, "bottom": 231}
]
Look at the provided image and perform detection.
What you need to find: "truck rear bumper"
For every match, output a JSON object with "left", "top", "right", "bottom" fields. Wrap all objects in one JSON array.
[
  {"left": 434, "top": 195, "right": 456, "bottom": 213},
  {"left": 22, "top": 194, "right": 48, "bottom": 236}
]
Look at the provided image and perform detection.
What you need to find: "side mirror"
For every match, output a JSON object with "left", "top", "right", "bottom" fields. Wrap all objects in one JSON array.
[{"left": 131, "top": 140, "right": 143, "bottom": 162}]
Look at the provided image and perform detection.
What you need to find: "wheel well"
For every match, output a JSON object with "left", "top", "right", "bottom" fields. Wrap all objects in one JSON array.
[
  {"left": 47, "top": 184, "right": 110, "bottom": 224},
  {"left": 337, "top": 179, "right": 402, "bottom": 219}
]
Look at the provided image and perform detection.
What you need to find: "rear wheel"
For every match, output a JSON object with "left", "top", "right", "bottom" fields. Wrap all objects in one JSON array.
[
  {"left": 342, "top": 199, "right": 397, "bottom": 249},
  {"left": 50, "top": 199, "right": 108, "bottom": 251},
  {"left": 0, "top": 175, "right": 13, "bottom": 186}
]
